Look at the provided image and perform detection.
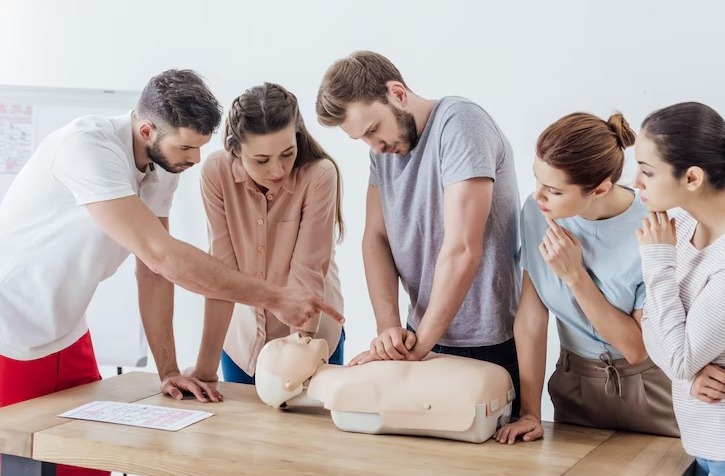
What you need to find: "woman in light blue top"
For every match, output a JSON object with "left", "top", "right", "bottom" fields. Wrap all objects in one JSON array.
[{"left": 495, "top": 112, "right": 678, "bottom": 444}]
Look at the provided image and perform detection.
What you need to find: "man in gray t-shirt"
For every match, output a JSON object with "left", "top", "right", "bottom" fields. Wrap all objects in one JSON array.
[{"left": 316, "top": 51, "right": 521, "bottom": 414}]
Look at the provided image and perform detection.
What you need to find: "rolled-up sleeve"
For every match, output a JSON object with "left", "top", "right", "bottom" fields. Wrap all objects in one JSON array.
[
  {"left": 287, "top": 161, "right": 339, "bottom": 333},
  {"left": 200, "top": 156, "right": 238, "bottom": 272}
]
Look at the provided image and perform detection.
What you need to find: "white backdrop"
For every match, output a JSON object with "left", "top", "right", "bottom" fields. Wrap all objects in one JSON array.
[{"left": 2, "top": 0, "right": 724, "bottom": 420}]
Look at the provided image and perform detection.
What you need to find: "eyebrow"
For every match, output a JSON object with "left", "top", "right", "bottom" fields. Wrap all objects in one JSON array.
[
  {"left": 349, "top": 123, "right": 375, "bottom": 141},
  {"left": 637, "top": 160, "right": 653, "bottom": 167},
  {"left": 253, "top": 145, "right": 295, "bottom": 158},
  {"left": 533, "top": 172, "right": 564, "bottom": 191}
]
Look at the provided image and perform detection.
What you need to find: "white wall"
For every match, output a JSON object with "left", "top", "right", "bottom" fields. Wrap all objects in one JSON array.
[{"left": 2, "top": 0, "right": 724, "bottom": 421}]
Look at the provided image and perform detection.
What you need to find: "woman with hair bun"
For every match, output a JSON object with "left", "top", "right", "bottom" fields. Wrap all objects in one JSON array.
[{"left": 495, "top": 112, "right": 678, "bottom": 444}]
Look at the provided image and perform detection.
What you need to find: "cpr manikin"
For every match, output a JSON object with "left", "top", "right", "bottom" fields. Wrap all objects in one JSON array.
[{"left": 255, "top": 333, "right": 515, "bottom": 443}]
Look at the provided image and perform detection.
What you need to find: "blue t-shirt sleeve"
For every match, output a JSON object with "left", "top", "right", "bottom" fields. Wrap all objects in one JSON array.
[
  {"left": 634, "top": 281, "right": 646, "bottom": 310},
  {"left": 520, "top": 206, "right": 529, "bottom": 271},
  {"left": 438, "top": 102, "right": 502, "bottom": 187},
  {"left": 519, "top": 196, "right": 543, "bottom": 272}
]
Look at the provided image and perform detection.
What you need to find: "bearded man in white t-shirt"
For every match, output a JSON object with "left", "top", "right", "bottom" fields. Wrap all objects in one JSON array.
[{"left": 0, "top": 70, "right": 343, "bottom": 419}]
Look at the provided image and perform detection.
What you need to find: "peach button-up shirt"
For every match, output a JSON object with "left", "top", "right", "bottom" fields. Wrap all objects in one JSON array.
[{"left": 201, "top": 151, "right": 343, "bottom": 375}]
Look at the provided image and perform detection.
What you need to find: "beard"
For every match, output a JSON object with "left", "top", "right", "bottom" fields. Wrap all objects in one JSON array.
[
  {"left": 146, "top": 139, "right": 192, "bottom": 174},
  {"left": 391, "top": 105, "right": 420, "bottom": 154}
]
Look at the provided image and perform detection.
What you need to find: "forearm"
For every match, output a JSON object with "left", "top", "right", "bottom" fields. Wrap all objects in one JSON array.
[
  {"left": 363, "top": 233, "right": 402, "bottom": 333},
  {"left": 640, "top": 245, "right": 725, "bottom": 380},
  {"left": 194, "top": 298, "right": 235, "bottom": 377},
  {"left": 567, "top": 271, "right": 647, "bottom": 364},
  {"left": 414, "top": 244, "right": 482, "bottom": 352},
  {"left": 514, "top": 317, "right": 548, "bottom": 418},
  {"left": 137, "top": 266, "right": 178, "bottom": 380},
  {"left": 154, "top": 238, "right": 281, "bottom": 307}
]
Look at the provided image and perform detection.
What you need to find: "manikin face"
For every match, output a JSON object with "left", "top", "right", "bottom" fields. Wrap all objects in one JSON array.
[
  {"left": 147, "top": 127, "right": 210, "bottom": 174},
  {"left": 238, "top": 124, "right": 298, "bottom": 192},
  {"left": 532, "top": 157, "right": 608, "bottom": 219},
  {"left": 259, "top": 332, "right": 329, "bottom": 383},
  {"left": 340, "top": 100, "right": 418, "bottom": 156},
  {"left": 633, "top": 133, "right": 685, "bottom": 212},
  {"left": 255, "top": 333, "right": 329, "bottom": 408}
]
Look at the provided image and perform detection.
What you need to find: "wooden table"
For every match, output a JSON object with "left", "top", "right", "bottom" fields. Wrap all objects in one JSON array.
[{"left": 0, "top": 372, "right": 694, "bottom": 476}]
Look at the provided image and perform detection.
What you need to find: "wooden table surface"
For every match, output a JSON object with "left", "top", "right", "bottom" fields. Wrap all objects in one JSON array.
[{"left": 0, "top": 372, "right": 694, "bottom": 476}]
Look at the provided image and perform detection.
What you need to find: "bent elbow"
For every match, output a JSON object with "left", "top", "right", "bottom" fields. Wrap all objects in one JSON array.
[
  {"left": 623, "top": 349, "right": 650, "bottom": 366},
  {"left": 451, "top": 244, "right": 483, "bottom": 266},
  {"left": 142, "top": 248, "right": 174, "bottom": 278},
  {"left": 466, "top": 246, "right": 484, "bottom": 264},
  {"left": 362, "top": 231, "right": 389, "bottom": 254}
]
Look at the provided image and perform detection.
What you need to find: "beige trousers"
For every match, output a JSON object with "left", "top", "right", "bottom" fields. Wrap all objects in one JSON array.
[{"left": 548, "top": 347, "right": 679, "bottom": 437}]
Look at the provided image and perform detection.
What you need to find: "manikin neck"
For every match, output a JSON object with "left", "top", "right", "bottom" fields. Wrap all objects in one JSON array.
[{"left": 281, "top": 363, "right": 336, "bottom": 408}]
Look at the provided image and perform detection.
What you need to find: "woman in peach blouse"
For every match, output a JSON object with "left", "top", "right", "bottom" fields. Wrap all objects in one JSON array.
[{"left": 191, "top": 83, "right": 345, "bottom": 384}]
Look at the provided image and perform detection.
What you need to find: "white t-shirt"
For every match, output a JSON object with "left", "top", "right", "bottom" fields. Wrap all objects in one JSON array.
[{"left": 0, "top": 113, "right": 179, "bottom": 360}]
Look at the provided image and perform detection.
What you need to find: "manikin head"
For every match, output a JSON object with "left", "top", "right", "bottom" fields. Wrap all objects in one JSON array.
[
  {"left": 255, "top": 333, "right": 329, "bottom": 408},
  {"left": 134, "top": 69, "right": 222, "bottom": 173},
  {"left": 533, "top": 112, "right": 636, "bottom": 219},
  {"left": 316, "top": 50, "right": 420, "bottom": 156}
]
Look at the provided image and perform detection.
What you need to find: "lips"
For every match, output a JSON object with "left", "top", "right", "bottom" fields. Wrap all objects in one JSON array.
[{"left": 537, "top": 203, "right": 550, "bottom": 213}]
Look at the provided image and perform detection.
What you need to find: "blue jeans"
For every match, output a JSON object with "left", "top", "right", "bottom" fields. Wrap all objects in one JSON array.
[
  {"left": 695, "top": 458, "right": 725, "bottom": 476},
  {"left": 221, "top": 329, "right": 346, "bottom": 384},
  {"left": 408, "top": 324, "right": 520, "bottom": 417}
]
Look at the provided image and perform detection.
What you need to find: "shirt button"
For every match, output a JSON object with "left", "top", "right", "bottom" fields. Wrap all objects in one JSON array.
[
  {"left": 257, "top": 219, "right": 264, "bottom": 225},
  {"left": 257, "top": 245, "right": 265, "bottom": 253},
  {"left": 256, "top": 271, "right": 263, "bottom": 278},
  {"left": 266, "top": 194, "right": 274, "bottom": 201}
]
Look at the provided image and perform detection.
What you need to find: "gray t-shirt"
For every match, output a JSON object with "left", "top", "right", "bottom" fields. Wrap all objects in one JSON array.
[{"left": 369, "top": 97, "right": 520, "bottom": 347}]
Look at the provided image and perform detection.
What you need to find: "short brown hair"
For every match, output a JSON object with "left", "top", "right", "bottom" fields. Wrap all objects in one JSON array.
[
  {"left": 316, "top": 51, "right": 408, "bottom": 127},
  {"left": 136, "top": 69, "right": 222, "bottom": 136},
  {"left": 537, "top": 113, "right": 636, "bottom": 193}
]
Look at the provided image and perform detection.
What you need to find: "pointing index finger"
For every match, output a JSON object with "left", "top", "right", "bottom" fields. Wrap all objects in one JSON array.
[{"left": 314, "top": 298, "right": 345, "bottom": 324}]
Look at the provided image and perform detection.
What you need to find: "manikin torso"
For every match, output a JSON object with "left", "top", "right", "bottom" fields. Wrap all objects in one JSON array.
[{"left": 255, "top": 333, "right": 515, "bottom": 443}]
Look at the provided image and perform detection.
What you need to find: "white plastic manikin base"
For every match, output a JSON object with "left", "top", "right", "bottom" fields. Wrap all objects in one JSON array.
[{"left": 330, "top": 401, "right": 512, "bottom": 443}]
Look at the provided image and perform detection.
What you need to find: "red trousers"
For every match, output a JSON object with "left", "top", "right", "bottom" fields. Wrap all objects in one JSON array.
[{"left": 0, "top": 331, "right": 110, "bottom": 476}]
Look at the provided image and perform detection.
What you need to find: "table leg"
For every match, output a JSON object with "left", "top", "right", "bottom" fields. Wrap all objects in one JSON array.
[{"left": 2, "top": 454, "right": 56, "bottom": 476}]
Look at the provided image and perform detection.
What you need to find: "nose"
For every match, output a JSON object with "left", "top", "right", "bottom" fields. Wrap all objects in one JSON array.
[
  {"left": 533, "top": 185, "right": 545, "bottom": 202},
  {"left": 189, "top": 150, "right": 201, "bottom": 164},
  {"left": 363, "top": 136, "right": 386, "bottom": 154},
  {"left": 271, "top": 158, "right": 285, "bottom": 178}
]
